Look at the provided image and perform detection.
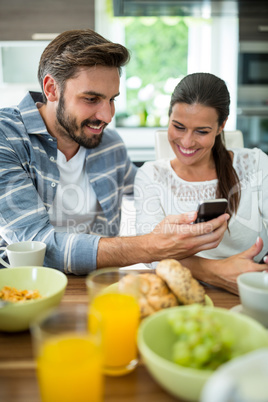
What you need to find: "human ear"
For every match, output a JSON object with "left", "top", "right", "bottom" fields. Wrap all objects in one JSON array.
[
  {"left": 43, "top": 75, "right": 59, "bottom": 102},
  {"left": 217, "top": 118, "right": 228, "bottom": 135}
]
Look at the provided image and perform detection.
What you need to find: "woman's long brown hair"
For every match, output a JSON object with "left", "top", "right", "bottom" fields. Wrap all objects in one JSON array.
[{"left": 169, "top": 72, "right": 241, "bottom": 217}]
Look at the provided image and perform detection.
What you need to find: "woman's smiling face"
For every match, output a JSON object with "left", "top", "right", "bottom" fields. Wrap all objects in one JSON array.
[{"left": 168, "top": 102, "right": 226, "bottom": 168}]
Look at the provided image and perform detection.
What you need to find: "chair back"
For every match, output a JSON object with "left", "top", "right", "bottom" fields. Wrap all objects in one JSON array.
[{"left": 155, "top": 129, "right": 244, "bottom": 159}]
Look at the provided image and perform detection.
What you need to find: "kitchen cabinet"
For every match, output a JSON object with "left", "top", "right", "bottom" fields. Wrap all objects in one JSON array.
[
  {"left": 113, "top": 0, "right": 268, "bottom": 20},
  {"left": 0, "top": 0, "right": 95, "bottom": 41},
  {"left": 239, "top": 17, "right": 268, "bottom": 42},
  {"left": 237, "top": 106, "right": 268, "bottom": 154}
]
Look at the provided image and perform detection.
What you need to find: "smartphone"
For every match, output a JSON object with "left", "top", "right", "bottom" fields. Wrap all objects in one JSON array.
[{"left": 194, "top": 198, "right": 228, "bottom": 223}]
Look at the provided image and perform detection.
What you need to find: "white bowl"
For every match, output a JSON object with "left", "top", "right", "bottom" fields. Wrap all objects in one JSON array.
[
  {"left": 201, "top": 348, "right": 268, "bottom": 402},
  {"left": 237, "top": 271, "right": 268, "bottom": 327}
]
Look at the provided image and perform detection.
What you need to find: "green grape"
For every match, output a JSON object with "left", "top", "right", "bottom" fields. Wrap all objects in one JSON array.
[
  {"left": 187, "top": 332, "right": 201, "bottom": 347},
  {"left": 221, "top": 328, "right": 235, "bottom": 348},
  {"left": 169, "top": 318, "right": 186, "bottom": 335},
  {"left": 173, "top": 341, "right": 191, "bottom": 366},
  {"left": 184, "top": 320, "right": 200, "bottom": 334},
  {"left": 167, "top": 306, "right": 237, "bottom": 371},
  {"left": 192, "top": 344, "right": 210, "bottom": 365}
]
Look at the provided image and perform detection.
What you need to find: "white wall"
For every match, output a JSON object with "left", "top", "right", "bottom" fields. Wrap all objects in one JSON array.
[{"left": 187, "top": 17, "right": 239, "bottom": 129}]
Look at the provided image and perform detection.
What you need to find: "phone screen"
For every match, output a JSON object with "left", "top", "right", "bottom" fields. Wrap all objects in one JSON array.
[{"left": 195, "top": 199, "right": 228, "bottom": 223}]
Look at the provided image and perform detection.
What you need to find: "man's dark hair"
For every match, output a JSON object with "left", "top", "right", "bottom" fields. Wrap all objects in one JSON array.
[{"left": 38, "top": 29, "right": 130, "bottom": 102}]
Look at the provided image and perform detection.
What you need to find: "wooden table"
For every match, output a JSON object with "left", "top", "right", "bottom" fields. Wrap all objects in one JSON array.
[{"left": 0, "top": 274, "right": 240, "bottom": 402}]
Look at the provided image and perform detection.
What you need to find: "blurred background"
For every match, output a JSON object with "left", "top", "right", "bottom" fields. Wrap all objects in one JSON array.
[{"left": 0, "top": 0, "right": 267, "bottom": 164}]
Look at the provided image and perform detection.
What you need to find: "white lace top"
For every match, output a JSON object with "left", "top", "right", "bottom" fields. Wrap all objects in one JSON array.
[{"left": 134, "top": 147, "right": 268, "bottom": 262}]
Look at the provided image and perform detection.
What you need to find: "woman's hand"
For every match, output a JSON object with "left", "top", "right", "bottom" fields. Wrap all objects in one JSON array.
[
  {"left": 211, "top": 237, "right": 268, "bottom": 294},
  {"left": 182, "top": 237, "right": 268, "bottom": 295}
]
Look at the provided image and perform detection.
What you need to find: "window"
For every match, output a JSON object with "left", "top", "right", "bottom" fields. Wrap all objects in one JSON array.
[
  {"left": 96, "top": 1, "right": 238, "bottom": 131},
  {"left": 118, "top": 17, "right": 188, "bottom": 127},
  {"left": 96, "top": 0, "right": 189, "bottom": 128}
]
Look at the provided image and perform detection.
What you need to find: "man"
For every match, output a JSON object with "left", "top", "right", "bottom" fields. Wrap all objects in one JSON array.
[{"left": 0, "top": 29, "right": 228, "bottom": 274}]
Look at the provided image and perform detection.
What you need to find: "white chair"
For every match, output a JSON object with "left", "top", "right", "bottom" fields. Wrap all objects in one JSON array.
[{"left": 155, "top": 129, "right": 244, "bottom": 159}]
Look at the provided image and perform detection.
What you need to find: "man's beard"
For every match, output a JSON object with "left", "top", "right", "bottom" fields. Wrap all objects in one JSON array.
[{"left": 55, "top": 94, "right": 105, "bottom": 149}]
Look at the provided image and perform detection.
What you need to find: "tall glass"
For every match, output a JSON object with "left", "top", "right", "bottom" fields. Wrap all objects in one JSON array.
[
  {"left": 31, "top": 304, "right": 103, "bottom": 402},
  {"left": 86, "top": 268, "right": 140, "bottom": 376}
]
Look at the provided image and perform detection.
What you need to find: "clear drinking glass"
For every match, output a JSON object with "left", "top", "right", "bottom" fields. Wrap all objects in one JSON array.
[
  {"left": 31, "top": 304, "right": 103, "bottom": 402},
  {"left": 86, "top": 268, "right": 140, "bottom": 376}
]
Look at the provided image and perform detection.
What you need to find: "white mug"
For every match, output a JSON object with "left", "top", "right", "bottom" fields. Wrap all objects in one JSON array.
[{"left": 0, "top": 241, "right": 46, "bottom": 268}]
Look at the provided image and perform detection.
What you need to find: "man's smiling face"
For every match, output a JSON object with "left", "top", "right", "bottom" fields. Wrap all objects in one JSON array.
[{"left": 55, "top": 65, "right": 120, "bottom": 148}]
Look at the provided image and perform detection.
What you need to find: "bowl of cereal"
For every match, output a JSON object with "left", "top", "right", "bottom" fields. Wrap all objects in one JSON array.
[
  {"left": 0, "top": 266, "right": 67, "bottom": 332},
  {"left": 138, "top": 305, "right": 268, "bottom": 401}
]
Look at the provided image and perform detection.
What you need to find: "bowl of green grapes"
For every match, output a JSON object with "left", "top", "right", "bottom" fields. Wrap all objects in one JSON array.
[{"left": 137, "top": 305, "right": 268, "bottom": 401}]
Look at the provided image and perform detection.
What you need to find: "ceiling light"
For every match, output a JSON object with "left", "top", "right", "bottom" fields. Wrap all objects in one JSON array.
[
  {"left": 258, "top": 26, "right": 268, "bottom": 32},
  {"left": 32, "top": 33, "right": 59, "bottom": 40}
]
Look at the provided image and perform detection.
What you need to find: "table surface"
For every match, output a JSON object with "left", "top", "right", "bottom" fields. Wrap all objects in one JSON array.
[{"left": 0, "top": 273, "right": 240, "bottom": 402}]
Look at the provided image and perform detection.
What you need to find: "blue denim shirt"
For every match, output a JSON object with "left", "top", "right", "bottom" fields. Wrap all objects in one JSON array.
[{"left": 0, "top": 92, "right": 137, "bottom": 274}]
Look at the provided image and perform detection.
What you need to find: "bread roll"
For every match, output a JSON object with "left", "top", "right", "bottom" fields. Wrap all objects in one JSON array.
[
  {"left": 119, "top": 272, "right": 178, "bottom": 318},
  {"left": 156, "top": 259, "right": 205, "bottom": 305}
]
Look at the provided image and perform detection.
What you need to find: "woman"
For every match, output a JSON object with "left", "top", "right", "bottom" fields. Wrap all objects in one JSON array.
[{"left": 134, "top": 72, "right": 268, "bottom": 294}]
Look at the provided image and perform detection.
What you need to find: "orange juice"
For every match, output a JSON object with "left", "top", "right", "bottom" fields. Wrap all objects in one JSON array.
[
  {"left": 90, "top": 292, "right": 140, "bottom": 375},
  {"left": 37, "top": 334, "right": 103, "bottom": 402}
]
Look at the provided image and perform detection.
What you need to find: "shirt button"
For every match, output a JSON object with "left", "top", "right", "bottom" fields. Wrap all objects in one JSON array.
[
  {"left": 50, "top": 156, "right": 55, "bottom": 161},
  {"left": 51, "top": 182, "right": 56, "bottom": 188},
  {"left": 49, "top": 138, "right": 53, "bottom": 142}
]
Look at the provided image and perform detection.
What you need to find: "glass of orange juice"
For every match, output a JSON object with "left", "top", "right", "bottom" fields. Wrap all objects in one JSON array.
[
  {"left": 31, "top": 304, "right": 103, "bottom": 402},
  {"left": 86, "top": 268, "right": 140, "bottom": 376}
]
